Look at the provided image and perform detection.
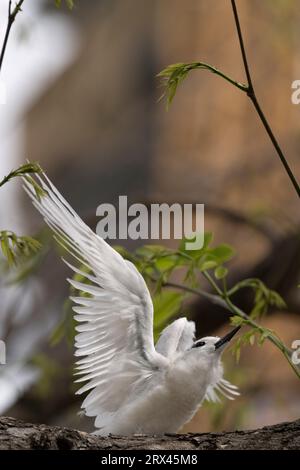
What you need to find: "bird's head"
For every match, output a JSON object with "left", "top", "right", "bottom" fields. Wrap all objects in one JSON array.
[
  {"left": 183, "top": 325, "right": 241, "bottom": 374},
  {"left": 170, "top": 325, "right": 241, "bottom": 396},
  {"left": 191, "top": 325, "right": 241, "bottom": 356}
]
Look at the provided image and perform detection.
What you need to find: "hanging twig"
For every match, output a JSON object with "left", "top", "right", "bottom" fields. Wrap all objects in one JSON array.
[
  {"left": 0, "top": 0, "right": 25, "bottom": 74},
  {"left": 231, "top": 0, "right": 300, "bottom": 198},
  {"left": 159, "top": 2, "right": 300, "bottom": 198}
]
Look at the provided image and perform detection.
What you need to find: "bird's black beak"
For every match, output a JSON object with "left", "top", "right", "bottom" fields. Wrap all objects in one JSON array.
[{"left": 214, "top": 326, "right": 241, "bottom": 350}]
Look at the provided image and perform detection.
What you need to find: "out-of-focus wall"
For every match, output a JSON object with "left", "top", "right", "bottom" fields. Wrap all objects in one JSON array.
[
  {"left": 25, "top": 0, "right": 300, "bottom": 220},
  {"left": 25, "top": 0, "right": 156, "bottom": 213}
]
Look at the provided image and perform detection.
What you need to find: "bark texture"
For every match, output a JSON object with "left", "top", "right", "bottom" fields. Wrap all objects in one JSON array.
[{"left": 0, "top": 417, "right": 299, "bottom": 450}]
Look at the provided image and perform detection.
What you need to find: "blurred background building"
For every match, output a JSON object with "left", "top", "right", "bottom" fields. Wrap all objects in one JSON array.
[{"left": 0, "top": 0, "right": 300, "bottom": 432}]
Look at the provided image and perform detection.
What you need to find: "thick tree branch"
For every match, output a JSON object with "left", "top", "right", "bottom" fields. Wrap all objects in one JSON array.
[{"left": 0, "top": 417, "right": 299, "bottom": 450}]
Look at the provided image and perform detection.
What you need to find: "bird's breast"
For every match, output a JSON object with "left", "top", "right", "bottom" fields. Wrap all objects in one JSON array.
[{"left": 109, "top": 363, "right": 209, "bottom": 435}]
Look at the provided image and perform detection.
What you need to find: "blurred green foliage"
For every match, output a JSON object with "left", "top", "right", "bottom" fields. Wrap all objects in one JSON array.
[
  {"left": 54, "top": 0, "right": 74, "bottom": 10},
  {"left": 0, "top": 163, "right": 43, "bottom": 265}
]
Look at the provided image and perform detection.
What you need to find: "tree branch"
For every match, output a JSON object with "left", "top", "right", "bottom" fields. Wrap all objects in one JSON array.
[{"left": 0, "top": 416, "right": 299, "bottom": 450}]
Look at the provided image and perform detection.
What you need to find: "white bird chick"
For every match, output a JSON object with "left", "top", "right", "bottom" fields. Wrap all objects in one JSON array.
[{"left": 24, "top": 173, "right": 240, "bottom": 436}]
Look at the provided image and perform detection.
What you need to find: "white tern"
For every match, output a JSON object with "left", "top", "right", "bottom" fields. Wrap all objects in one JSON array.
[{"left": 24, "top": 173, "right": 240, "bottom": 435}]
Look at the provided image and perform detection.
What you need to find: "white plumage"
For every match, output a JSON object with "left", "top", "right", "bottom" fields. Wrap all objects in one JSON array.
[{"left": 24, "top": 173, "right": 240, "bottom": 435}]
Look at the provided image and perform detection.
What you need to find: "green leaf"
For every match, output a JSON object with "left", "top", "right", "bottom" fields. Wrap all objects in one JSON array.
[
  {"left": 55, "top": 0, "right": 74, "bottom": 9},
  {"left": 154, "top": 255, "right": 178, "bottom": 273},
  {"left": 230, "top": 315, "right": 244, "bottom": 327},
  {"left": 199, "top": 258, "right": 219, "bottom": 271},
  {"left": 258, "top": 330, "right": 269, "bottom": 346},
  {"left": 249, "top": 334, "right": 255, "bottom": 346},
  {"left": 0, "top": 231, "right": 41, "bottom": 266},
  {"left": 180, "top": 242, "right": 235, "bottom": 272},
  {"left": 208, "top": 244, "right": 235, "bottom": 263},
  {"left": 8, "top": 231, "right": 50, "bottom": 283},
  {"left": 133, "top": 245, "right": 181, "bottom": 282},
  {"left": 230, "top": 327, "right": 262, "bottom": 361},
  {"left": 136, "top": 244, "right": 171, "bottom": 259},
  {"left": 23, "top": 175, "right": 47, "bottom": 201},
  {"left": 153, "top": 290, "right": 184, "bottom": 335},
  {"left": 268, "top": 290, "right": 286, "bottom": 310},
  {"left": 1, "top": 234, "right": 15, "bottom": 265},
  {"left": 0, "top": 162, "right": 42, "bottom": 189},
  {"left": 66, "top": 0, "right": 74, "bottom": 8},
  {"left": 214, "top": 265, "right": 228, "bottom": 280},
  {"left": 228, "top": 277, "right": 286, "bottom": 320},
  {"left": 179, "top": 232, "right": 212, "bottom": 258},
  {"left": 158, "top": 62, "right": 247, "bottom": 107}
]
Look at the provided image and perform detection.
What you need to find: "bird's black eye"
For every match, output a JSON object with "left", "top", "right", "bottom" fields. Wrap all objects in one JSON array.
[{"left": 192, "top": 340, "right": 205, "bottom": 348}]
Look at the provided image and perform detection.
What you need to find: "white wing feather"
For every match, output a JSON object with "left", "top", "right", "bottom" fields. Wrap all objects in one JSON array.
[
  {"left": 23, "top": 174, "right": 167, "bottom": 430},
  {"left": 155, "top": 318, "right": 195, "bottom": 358}
]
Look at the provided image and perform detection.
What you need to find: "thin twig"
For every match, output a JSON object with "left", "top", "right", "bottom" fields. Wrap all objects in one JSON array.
[
  {"left": 0, "top": 0, "right": 25, "bottom": 74},
  {"left": 223, "top": 293, "right": 300, "bottom": 379},
  {"left": 231, "top": 0, "right": 253, "bottom": 92},
  {"left": 163, "top": 280, "right": 228, "bottom": 308},
  {"left": 230, "top": 0, "right": 300, "bottom": 198}
]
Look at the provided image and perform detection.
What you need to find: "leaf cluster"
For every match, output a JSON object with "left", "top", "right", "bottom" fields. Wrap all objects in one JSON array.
[
  {"left": 0, "top": 162, "right": 43, "bottom": 265},
  {"left": 55, "top": 0, "right": 74, "bottom": 10}
]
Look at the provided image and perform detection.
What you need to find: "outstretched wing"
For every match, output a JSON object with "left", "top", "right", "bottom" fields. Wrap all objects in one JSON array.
[{"left": 23, "top": 173, "right": 167, "bottom": 428}]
